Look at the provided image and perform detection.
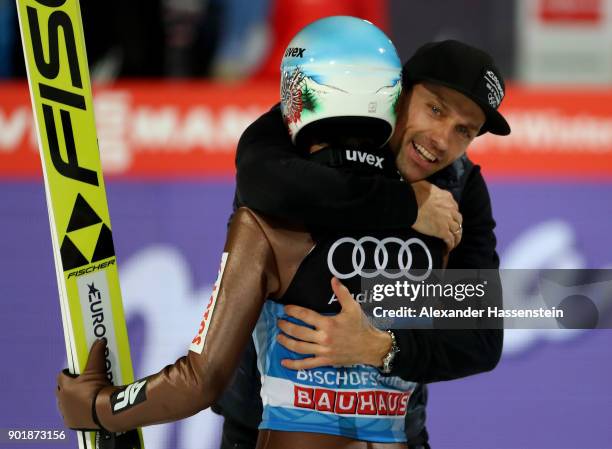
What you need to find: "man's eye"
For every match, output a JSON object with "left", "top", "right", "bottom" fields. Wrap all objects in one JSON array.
[
  {"left": 457, "top": 126, "right": 471, "bottom": 139},
  {"left": 431, "top": 105, "right": 441, "bottom": 115}
]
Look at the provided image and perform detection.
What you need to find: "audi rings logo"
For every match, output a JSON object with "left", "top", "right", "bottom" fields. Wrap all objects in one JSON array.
[{"left": 327, "top": 236, "right": 433, "bottom": 281}]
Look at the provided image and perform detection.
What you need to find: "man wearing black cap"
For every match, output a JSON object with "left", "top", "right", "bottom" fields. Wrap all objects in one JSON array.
[
  {"left": 214, "top": 40, "right": 510, "bottom": 449},
  {"left": 392, "top": 40, "right": 509, "bottom": 185}
]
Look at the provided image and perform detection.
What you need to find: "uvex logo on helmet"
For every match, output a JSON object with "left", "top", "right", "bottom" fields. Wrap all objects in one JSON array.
[
  {"left": 284, "top": 47, "right": 306, "bottom": 58},
  {"left": 327, "top": 236, "right": 433, "bottom": 281}
]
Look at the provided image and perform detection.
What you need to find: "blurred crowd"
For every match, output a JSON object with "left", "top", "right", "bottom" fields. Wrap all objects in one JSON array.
[
  {"left": 4, "top": 0, "right": 609, "bottom": 85},
  {"left": 0, "top": 0, "right": 391, "bottom": 82}
]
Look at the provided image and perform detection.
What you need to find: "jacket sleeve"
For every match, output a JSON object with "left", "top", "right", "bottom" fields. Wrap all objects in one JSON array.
[
  {"left": 389, "top": 167, "right": 504, "bottom": 383},
  {"left": 236, "top": 106, "right": 418, "bottom": 231},
  {"left": 93, "top": 208, "right": 280, "bottom": 432}
]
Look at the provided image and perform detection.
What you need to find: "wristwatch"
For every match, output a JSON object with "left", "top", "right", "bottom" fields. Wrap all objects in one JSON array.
[{"left": 379, "top": 330, "right": 400, "bottom": 374}]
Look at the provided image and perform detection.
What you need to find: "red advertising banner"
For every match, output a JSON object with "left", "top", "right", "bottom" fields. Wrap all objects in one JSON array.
[
  {"left": 1, "top": 82, "right": 611, "bottom": 180},
  {"left": 0, "top": 81, "right": 276, "bottom": 179},
  {"left": 469, "top": 86, "right": 612, "bottom": 179},
  {"left": 538, "top": 0, "right": 603, "bottom": 24}
]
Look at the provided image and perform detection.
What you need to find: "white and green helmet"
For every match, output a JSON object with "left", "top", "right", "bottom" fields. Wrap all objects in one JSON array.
[{"left": 280, "top": 16, "right": 402, "bottom": 148}]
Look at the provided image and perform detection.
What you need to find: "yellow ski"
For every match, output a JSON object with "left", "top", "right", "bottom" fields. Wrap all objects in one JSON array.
[{"left": 15, "top": 0, "right": 145, "bottom": 447}]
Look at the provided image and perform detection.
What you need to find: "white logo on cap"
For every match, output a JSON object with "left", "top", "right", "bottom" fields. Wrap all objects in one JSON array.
[{"left": 484, "top": 70, "right": 504, "bottom": 109}]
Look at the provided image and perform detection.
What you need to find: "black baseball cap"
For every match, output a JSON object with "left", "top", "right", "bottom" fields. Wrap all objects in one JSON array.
[{"left": 402, "top": 40, "right": 511, "bottom": 136}]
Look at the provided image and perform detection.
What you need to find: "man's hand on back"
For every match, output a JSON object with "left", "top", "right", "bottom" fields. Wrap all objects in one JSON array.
[
  {"left": 412, "top": 181, "right": 463, "bottom": 251},
  {"left": 276, "top": 277, "right": 391, "bottom": 370}
]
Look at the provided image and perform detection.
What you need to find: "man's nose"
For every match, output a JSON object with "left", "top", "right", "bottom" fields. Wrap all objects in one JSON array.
[{"left": 429, "top": 123, "right": 452, "bottom": 155}]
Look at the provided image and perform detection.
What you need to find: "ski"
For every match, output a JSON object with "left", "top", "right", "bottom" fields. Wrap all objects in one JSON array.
[{"left": 15, "top": 0, "right": 144, "bottom": 448}]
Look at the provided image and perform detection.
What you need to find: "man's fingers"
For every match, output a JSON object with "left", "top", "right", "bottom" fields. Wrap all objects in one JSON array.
[
  {"left": 277, "top": 333, "right": 324, "bottom": 356},
  {"left": 454, "top": 228, "right": 462, "bottom": 248},
  {"left": 284, "top": 305, "right": 327, "bottom": 329},
  {"left": 281, "top": 356, "right": 332, "bottom": 370},
  {"left": 451, "top": 210, "right": 463, "bottom": 227},
  {"left": 84, "top": 339, "right": 107, "bottom": 373},
  {"left": 443, "top": 233, "right": 454, "bottom": 251},
  {"left": 278, "top": 319, "right": 322, "bottom": 343},
  {"left": 448, "top": 210, "right": 463, "bottom": 250},
  {"left": 450, "top": 231, "right": 459, "bottom": 250},
  {"left": 330, "top": 277, "right": 356, "bottom": 311},
  {"left": 439, "top": 190, "right": 458, "bottom": 210}
]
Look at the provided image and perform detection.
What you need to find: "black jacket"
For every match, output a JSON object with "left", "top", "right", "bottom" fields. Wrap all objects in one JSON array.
[{"left": 214, "top": 105, "right": 503, "bottom": 446}]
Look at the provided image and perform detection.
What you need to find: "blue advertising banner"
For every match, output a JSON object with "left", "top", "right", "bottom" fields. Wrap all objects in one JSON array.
[{"left": 1, "top": 180, "right": 611, "bottom": 449}]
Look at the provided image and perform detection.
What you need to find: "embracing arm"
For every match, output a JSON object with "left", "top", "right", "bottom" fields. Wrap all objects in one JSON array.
[
  {"left": 57, "top": 208, "right": 280, "bottom": 432},
  {"left": 236, "top": 105, "right": 418, "bottom": 231},
  {"left": 389, "top": 167, "right": 503, "bottom": 382},
  {"left": 277, "top": 168, "right": 502, "bottom": 382}
]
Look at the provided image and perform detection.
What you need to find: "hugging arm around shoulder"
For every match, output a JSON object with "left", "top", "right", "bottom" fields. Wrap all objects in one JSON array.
[{"left": 236, "top": 106, "right": 418, "bottom": 231}]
